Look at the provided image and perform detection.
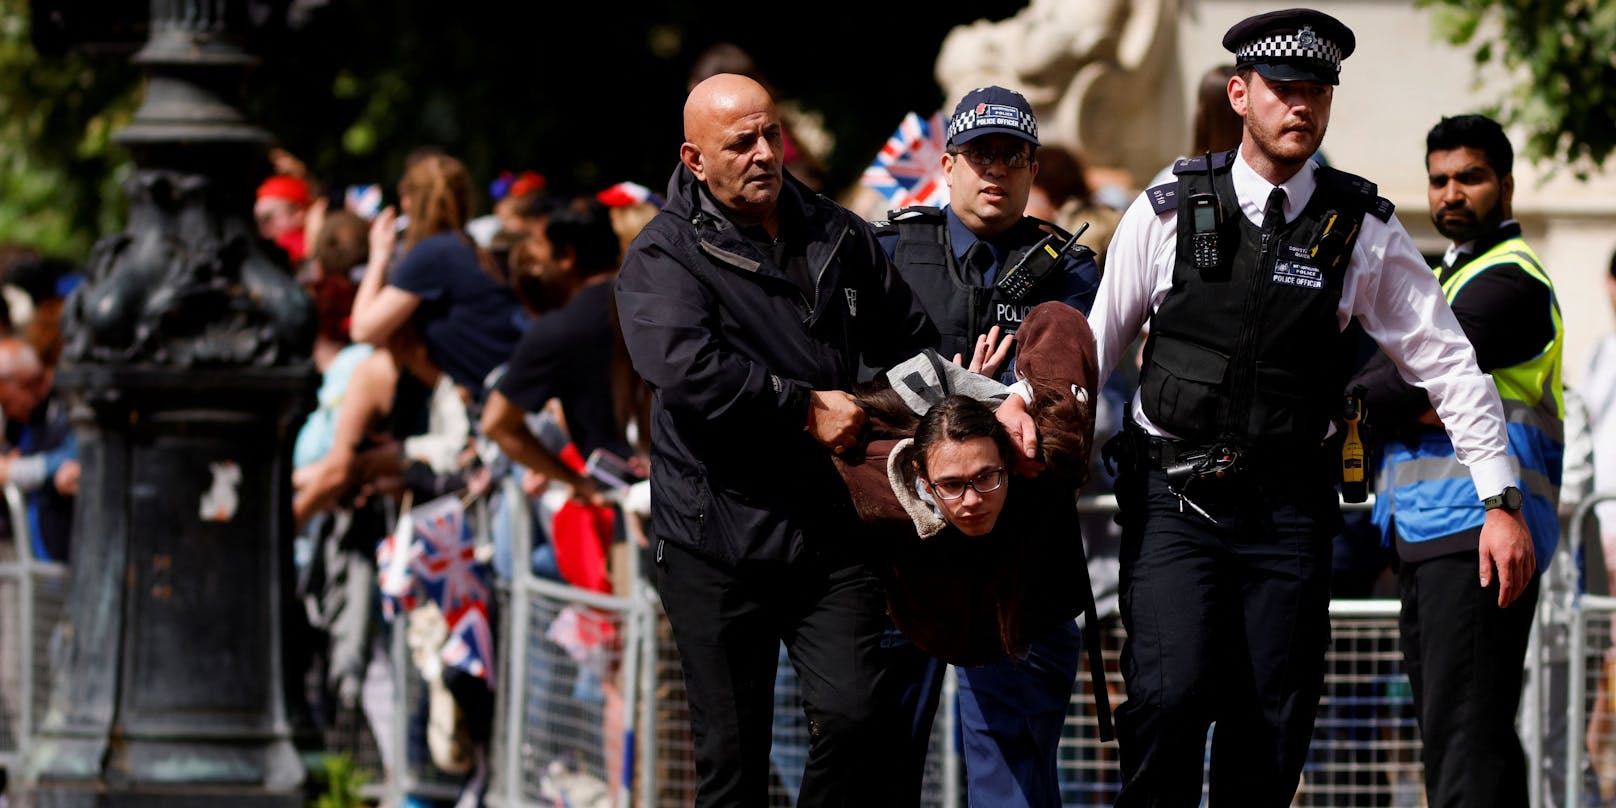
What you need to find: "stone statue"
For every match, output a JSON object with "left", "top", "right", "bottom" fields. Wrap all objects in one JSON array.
[
  {"left": 65, "top": 169, "right": 314, "bottom": 368},
  {"left": 936, "top": 0, "right": 1183, "bottom": 190}
]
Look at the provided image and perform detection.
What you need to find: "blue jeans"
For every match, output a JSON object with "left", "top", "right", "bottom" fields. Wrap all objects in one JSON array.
[{"left": 956, "top": 619, "right": 1083, "bottom": 808}]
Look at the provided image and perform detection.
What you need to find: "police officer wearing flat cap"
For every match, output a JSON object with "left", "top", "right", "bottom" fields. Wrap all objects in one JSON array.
[
  {"left": 874, "top": 85, "right": 1101, "bottom": 807},
  {"left": 998, "top": 8, "right": 1534, "bottom": 805}
]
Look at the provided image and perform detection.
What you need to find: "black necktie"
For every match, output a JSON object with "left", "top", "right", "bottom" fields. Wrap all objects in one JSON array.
[
  {"left": 963, "top": 240, "right": 996, "bottom": 283},
  {"left": 1263, "top": 187, "right": 1287, "bottom": 230}
]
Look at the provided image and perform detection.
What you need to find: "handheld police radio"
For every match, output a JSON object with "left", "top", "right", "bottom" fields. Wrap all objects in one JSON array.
[
  {"left": 995, "top": 221, "right": 1091, "bottom": 301},
  {"left": 1188, "top": 152, "right": 1223, "bottom": 272},
  {"left": 1341, "top": 385, "right": 1369, "bottom": 503}
]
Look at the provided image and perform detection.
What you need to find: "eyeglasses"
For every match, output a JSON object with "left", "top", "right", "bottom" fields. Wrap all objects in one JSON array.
[
  {"left": 928, "top": 467, "right": 1007, "bottom": 500},
  {"left": 953, "top": 148, "right": 1031, "bottom": 169}
]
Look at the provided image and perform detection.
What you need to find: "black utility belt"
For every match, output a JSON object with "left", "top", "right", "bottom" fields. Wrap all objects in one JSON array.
[
  {"left": 1105, "top": 426, "right": 1304, "bottom": 482},
  {"left": 1140, "top": 436, "right": 1243, "bottom": 488},
  {"left": 1137, "top": 431, "right": 1328, "bottom": 478}
]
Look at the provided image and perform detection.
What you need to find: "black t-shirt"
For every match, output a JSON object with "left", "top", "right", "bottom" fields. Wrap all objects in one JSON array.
[
  {"left": 495, "top": 281, "right": 631, "bottom": 460},
  {"left": 389, "top": 232, "right": 523, "bottom": 399}
]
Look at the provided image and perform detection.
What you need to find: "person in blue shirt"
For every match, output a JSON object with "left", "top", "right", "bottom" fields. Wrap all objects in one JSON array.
[
  {"left": 350, "top": 152, "right": 523, "bottom": 405},
  {"left": 876, "top": 86, "right": 1100, "bottom": 387}
]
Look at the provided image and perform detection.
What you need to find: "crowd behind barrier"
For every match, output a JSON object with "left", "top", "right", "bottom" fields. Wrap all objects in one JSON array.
[{"left": 11, "top": 482, "right": 1616, "bottom": 807}]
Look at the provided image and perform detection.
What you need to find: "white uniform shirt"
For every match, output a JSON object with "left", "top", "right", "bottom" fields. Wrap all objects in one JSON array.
[
  {"left": 1580, "top": 335, "right": 1616, "bottom": 544},
  {"left": 1083, "top": 149, "right": 1514, "bottom": 499}
]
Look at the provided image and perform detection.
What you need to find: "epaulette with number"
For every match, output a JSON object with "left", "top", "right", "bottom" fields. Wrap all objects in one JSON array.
[
  {"left": 1145, "top": 182, "right": 1177, "bottom": 215},
  {"left": 1367, "top": 196, "right": 1395, "bottom": 222},
  {"left": 1169, "top": 149, "right": 1235, "bottom": 177},
  {"left": 1318, "top": 167, "right": 1395, "bottom": 222}
]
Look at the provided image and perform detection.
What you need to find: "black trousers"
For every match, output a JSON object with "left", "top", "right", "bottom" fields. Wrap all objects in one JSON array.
[
  {"left": 1400, "top": 552, "right": 1539, "bottom": 808},
  {"left": 655, "top": 539, "right": 901, "bottom": 807},
  {"left": 1113, "top": 464, "right": 1337, "bottom": 807}
]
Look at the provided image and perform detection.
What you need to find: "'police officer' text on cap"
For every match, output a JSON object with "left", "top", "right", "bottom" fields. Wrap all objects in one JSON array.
[
  {"left": 945, "top": 86, "right": 1040, "bottom": 148},
  {"left": 1222, "top": 8, "right": 1356, "bottom": 85}
]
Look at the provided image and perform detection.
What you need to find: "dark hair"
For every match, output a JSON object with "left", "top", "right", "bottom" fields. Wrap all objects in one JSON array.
[
  {"left": 849, "top": 382, "right": 919, "bottom": 441},
  {"left": 1030, "top": 143, "right": 1093, "bottom": 207},
  {"left": 544, "top": 199, "right": 621, "bottom": 279},
  {"left": 1193, "top": 64, "right": 1243, "bottom": 156},
  {"left": 1426, "top": 114, "right": 1513, "bottom": 177},
  {"left": 311, "top": 209, "right": 370, "bottom": 277},
  {"left": 517, "top": 191, "right": 569, "bottom": 223},
  {"left": 911, "top": 395, "right": 1014, "bottom": 480}
]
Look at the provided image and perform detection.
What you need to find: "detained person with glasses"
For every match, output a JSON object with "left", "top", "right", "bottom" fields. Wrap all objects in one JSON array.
[
  {"left": 871, "top": 84, "right": 1104, "bottom": 807},
  {"left": 833, "top": 301, "right": 1112, "bottom": 807}
]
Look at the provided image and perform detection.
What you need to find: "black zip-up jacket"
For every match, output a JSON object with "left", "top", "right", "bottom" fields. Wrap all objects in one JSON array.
[{"left": 616, "top": 165, "right": 936, "bottom": 568}]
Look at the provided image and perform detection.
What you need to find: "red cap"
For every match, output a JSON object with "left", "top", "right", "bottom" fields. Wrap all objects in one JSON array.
[{"left": 257, "top": 175, "right": 311, "bottom": 206}]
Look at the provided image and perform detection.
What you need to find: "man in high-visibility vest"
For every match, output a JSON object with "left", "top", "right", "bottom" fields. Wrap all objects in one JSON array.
[{"left": 1354, "top": 113, "right": 1562, "bottom": 807}]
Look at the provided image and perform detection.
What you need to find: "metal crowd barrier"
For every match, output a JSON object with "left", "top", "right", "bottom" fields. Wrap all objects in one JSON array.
[
  {"left": 0, "top": 483, "right": 70, "bottom": 803},
  {"left": 487, "top": 491, "right": 1434, "bottom": 808},
  {"left": 335, "top": 495, "right": 502, "bottom": 808},
  {"left": 1560, "top": 491, "right": 1616, "bottom": 808},
  {"left": 486, "top": 476, "right": 643, "bottom": 808},
  {"left": 15, "top": 485, "right": 1616, "bottom": 808}
]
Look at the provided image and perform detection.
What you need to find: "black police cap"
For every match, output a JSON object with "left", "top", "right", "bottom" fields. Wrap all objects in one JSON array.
[{"left": 1222, "top": 8, "right": 1356, "bottom": 85}]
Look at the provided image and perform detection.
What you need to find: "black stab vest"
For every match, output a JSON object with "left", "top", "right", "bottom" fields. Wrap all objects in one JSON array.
[
  {"left": 887, "top": 208, "right": 1063, "bottom": 364},
  {"left": 1138, "top": 153, "right": 1391, "bottom": 452}
]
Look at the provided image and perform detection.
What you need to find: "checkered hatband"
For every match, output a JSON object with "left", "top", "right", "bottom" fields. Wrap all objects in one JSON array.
[
  {"left": 1236, "top": 24, "right": 1344, "bottom": 71},
  {"left": 946, "top": 103, "right": 1039, "bottom": 143}
]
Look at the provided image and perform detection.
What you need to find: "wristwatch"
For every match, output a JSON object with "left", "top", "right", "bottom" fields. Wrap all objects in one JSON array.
[{"left": 1483, "top": 485, "right": 1523, "bottom": 512}]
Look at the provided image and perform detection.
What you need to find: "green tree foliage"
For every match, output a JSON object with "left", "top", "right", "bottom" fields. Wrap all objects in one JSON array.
[
  {"left": 1420, "top": 0, "right": 1616, "bottom": 177},
  {"left": 0, "top": 0, "right": 139, "bottom": 260}
]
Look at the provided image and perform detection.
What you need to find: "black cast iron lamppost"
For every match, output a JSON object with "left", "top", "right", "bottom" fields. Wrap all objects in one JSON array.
[{"left": 26, "top": 0, "right": 316, "bottom": 804}]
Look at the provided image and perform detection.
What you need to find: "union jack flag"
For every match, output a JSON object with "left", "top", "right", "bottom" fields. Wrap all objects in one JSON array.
[
  {"left": 376, "top": 494, "right": 496, "bottom": 688},
  {"left": 860, "top": 111, "right": 950, "bottom": 211},
  {"left": 441, "top": 600, "right": 495, "bottom": 684},
  {"left": 376, "top": 511, "right": 420, "bottom": 618}
]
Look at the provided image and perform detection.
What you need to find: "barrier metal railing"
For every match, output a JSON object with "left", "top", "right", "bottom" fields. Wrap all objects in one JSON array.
[
  {"left": 0, "top": 483, "right": 69, "bottom": 798},
  {"left": 13, "top": 486, "right": 1616, "bottom": 808}
]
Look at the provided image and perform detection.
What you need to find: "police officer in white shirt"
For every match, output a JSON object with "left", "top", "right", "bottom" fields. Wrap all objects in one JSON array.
[{"left": 997, "top": 7, "right": 1532, "bottom": 805}]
